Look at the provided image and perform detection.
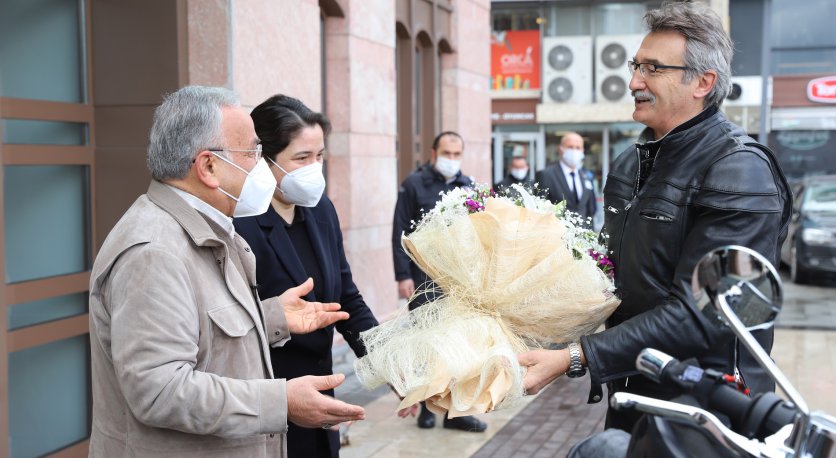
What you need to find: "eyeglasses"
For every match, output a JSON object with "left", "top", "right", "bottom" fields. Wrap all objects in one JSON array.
[
  {"left": 208, "top": 144, "right": 263, "bottom": 162},
  {"left": 627, "top": 61, "right": 692, "bottom": 78}
]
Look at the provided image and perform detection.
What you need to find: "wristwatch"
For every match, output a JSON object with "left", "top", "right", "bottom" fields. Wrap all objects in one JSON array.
[{"left": 566, "top": 342, "right": 586, "bottom": 378}]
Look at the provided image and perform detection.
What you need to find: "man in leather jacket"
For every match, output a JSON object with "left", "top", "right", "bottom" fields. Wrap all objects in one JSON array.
[{"left": 519, "top": 1, "right": 792, "bottom": 433}]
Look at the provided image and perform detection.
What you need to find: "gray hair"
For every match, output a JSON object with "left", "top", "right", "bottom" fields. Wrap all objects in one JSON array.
[
  {"left": 147, "top": 85, "right": 240, "bottom": 180},
  {"left": 644, "top": 1, "right": 733, "bottom": 108}
]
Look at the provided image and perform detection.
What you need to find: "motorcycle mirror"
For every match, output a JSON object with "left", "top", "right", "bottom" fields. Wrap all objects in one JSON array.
[
  {"left": 692, "top": 245, "right": 809, "bottom": 419},
  {"left": 691, "top": 245, "right": 782, "bottom": 331}
]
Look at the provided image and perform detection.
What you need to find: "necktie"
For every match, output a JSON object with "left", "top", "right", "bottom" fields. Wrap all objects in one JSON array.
[{"left": 569, "top": 171, "right": 578, "bottom": 204}]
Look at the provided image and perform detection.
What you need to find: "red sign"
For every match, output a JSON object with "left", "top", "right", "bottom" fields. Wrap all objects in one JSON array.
[
  {"left": 491, "top": 30, "right": 541, "bottom": 91},
  {"left": 807, "top": 76, "right": 836, "bottom": 103}
]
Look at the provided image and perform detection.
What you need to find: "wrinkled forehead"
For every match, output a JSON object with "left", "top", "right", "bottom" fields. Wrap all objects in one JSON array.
[{"left": 633, "top": 30, "right": 688, "bottom": 65}]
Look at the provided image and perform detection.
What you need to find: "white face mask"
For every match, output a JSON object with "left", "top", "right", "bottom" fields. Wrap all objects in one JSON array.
[
  {"left": 561, "top": 148, "right": 585, "bottom": 170},
  {"left": 435, "top": 156, "right": 461, "bottom": 179},
  {"left": 267, "top": 157, "right": 326, "bottom": 207},
  {"left": 214, "top": 154, "right": 277, "bottom": 217},
  {"left": 510, "top": 167, "right": 529, "bottom": 181}
]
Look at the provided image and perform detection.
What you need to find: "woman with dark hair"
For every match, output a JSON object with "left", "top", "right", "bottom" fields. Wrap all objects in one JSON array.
[{"left": 234, "top": 94, "right": 379, "bottom": 457}]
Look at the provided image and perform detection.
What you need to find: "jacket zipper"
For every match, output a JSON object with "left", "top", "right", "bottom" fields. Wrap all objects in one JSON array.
[{"left": 610, "top": 146, "right": 643, "bottom": 274}]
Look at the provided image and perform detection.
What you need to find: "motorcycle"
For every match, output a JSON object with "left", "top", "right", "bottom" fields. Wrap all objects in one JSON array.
[{"left": 610, "top": 245, "right": 836, "bottom": 457}]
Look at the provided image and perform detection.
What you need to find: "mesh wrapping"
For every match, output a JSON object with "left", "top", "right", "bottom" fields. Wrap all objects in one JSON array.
[{"left": 355, "top": 196, "right": 620, "bottom": 417}]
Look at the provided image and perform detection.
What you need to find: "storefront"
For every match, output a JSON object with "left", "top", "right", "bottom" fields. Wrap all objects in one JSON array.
[
  {"left": 490, "top": 1, "right": 657, "bottom": 193},
  {"left": 770, "top": 74, "right": 836, "bottom": 184}
]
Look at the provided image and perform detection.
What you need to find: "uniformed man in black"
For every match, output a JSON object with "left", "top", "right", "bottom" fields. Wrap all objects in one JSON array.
[
  {"left": 494, "top": 154, "right": 533, "bottom": 191},
  {"left": 391, "top": 131, "right": 487, "bottom": 433}
]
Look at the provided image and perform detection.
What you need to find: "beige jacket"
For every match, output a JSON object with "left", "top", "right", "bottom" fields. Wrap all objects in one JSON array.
[{"left": 89, "top": 181, "right": 291, "bottom": 457}]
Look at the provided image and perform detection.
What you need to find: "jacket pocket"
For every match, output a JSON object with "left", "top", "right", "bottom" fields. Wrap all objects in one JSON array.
[
  {"left": 208, "top": 304, "right": 255, "bottom": 337},
  {"left": 639, "top": 209, "right": 674, "bottom": 223}
]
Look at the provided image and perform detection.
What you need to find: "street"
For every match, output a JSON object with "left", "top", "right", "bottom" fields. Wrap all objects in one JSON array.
[
  {"left": 336, "top": 269, "right": 836, "bottom": 457},
  {"left": 773, "top": 269, "right": 836, "bottom": 414}
]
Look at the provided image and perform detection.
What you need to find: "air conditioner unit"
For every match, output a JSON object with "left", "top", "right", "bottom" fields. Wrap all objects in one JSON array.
[
  {"left": 541, "top": 36, "right": 593, "bottom": 104},
  {"left": 725, "top": 76, "right": 763, "bottom": 106},
  {"left": 595, "top": 34, "right": 644, "bottom": 103}
]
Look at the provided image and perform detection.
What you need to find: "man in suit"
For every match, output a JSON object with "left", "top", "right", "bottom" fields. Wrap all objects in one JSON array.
[
  {"left": 392, "top": 131, "right": 488, "bottom": 433},
  {"left": 536, "top": 132, "right": 597, "bottom": 224},
  {"left": 88, "top": 86, "right": 364, "bottom": 456}
]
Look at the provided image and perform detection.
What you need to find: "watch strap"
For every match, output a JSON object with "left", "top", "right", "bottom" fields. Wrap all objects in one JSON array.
[{"left": 567, "top": 341, "right": 586, "bottom": 378}]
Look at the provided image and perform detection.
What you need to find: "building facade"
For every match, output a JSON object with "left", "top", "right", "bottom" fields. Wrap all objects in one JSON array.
[
  {"left": 729, "top": 0, "right": 836, "bottom": 183},
  {"left": 489, "top": 0, "right": 836, "bottom": 201},
  {"left": 0, "top": 0, "right": 491, "bottom": 455},
  {"left": 489, "top": 0, "right": 732, "bottom": 228}
]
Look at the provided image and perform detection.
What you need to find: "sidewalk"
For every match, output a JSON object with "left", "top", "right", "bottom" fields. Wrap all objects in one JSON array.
[
  {"left": 333, "top": 350, "right": 605, "bottom": 458},
  {"left": 334, "top": 326, "right": 836, "bottom": 457}
]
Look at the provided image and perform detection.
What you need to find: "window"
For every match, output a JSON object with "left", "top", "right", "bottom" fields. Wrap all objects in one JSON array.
[{"left": 0, "top": 0, "right": 94, "bottom": 454}]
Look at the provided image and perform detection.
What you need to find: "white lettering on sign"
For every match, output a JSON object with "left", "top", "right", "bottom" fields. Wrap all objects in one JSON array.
[
  {"left": 807, "top": 76, "right": 836, "bottom": 103},
  {"left": 499, "top": 46, "right": 535, "bottom": 74},
  {"left": 491, "top": 112, "right": 535, "bottom": 123}
]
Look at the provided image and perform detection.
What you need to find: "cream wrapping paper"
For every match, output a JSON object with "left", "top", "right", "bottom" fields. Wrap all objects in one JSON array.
[{"left": 355, "top": 195, "right": 620, "bottom": 417}]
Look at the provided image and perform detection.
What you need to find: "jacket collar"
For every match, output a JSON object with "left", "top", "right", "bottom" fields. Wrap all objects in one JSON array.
[
  {"left": 255, "top": 208, "right": 308, "bottom": 287},
  {"left": 146, "top": 180, "right": 224, "bottom": 247},
  {"left": 638, "top": 104, "right": 721, "bottom": 153}
]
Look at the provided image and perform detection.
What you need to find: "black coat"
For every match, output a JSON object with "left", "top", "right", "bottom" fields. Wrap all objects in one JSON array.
[
  {"left": 234, "top": 196, "right": 379, "bottom": 458},
  {"left": 392, "top": 164, "right": 472, "bottom": 309},
  {"left": 494, "top": 173, "right": 532, "bottom": 191},
  {"left": 535, "top": 164, "right": 597, "bottom": 221},
  {"left": 581, "top": 107, "right": 791, "bottom": 432}
]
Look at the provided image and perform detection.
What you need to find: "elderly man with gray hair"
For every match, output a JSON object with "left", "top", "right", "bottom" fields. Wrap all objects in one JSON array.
[
  {"left": 519, "top": 0, "right": 791, "bottom": 447},
  {"left": 88, "top": 85, "right": 364, "bottom": 456}
]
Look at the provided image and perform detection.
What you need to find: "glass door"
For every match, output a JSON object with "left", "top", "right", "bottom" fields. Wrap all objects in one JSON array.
[{"left": 491, "top": 131, "right": 544, "bottom": 186}]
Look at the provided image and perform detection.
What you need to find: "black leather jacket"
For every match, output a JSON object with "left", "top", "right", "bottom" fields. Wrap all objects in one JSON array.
[{"left": 580, "top": 108, "right": 791, "bottom": 428}]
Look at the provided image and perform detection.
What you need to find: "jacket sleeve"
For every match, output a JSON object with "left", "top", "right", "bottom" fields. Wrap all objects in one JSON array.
[
  {"left": 262, "top": 296, "right": 291, "bottom": 348},
  {"left": 392, "top": 181, "right": 416, "bottom": 281},
  {"left": 586, "top": 175, "right": 598, "bottom": 220},
  {"left": 107, "top": 245, "right": 288, "bottom": 437},
  {"left": 332, "top": 213, "right": 380, "bottom": 357},
  {"left": 536, "top": 169, "right": 559, "bottom": 205},
  {"left": 582, "top": 150, "right": 788, "bottom": 400}
]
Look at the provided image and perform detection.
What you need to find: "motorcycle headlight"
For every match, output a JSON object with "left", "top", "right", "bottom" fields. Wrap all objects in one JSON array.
[{"left": 802, "top": 227, "right": 836, "bottom": 246}]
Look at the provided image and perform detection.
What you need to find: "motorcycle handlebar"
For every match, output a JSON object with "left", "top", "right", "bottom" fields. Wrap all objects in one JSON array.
[{"left": 636, "top": 348, "right": 799, "bottom": 441}]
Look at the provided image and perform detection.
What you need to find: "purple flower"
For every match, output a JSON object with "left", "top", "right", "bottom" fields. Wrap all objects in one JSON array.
[
  {"left": 588, "top": 249, "right": 615, "bottom": 279},
  {"left": 465, "top": 198, "right": 485, "bottom": 213}
]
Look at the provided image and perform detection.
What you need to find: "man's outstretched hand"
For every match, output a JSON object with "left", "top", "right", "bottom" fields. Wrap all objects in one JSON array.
[
  {"left": 280, "top": 278, "right": 349, "bottom": 334},
  {"left": 287, "top": 373, "right": 365, "bottom": 429}
]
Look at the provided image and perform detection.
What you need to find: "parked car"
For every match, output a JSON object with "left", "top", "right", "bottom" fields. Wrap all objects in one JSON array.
[{"left": 781, "top": 175, "right": 836, "bottom": 283}]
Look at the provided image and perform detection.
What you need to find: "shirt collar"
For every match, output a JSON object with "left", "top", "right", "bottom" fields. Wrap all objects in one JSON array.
[
  {"left": 559, "top": 161, "right": 579, "bottom": 176},
  {"left": 167, "top": 185, "right": 236, "bottom": 237}
]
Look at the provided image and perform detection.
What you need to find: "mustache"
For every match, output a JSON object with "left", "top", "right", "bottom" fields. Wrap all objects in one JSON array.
[{"left": 632, "top": 90, "right": 656, "bottom": 103}]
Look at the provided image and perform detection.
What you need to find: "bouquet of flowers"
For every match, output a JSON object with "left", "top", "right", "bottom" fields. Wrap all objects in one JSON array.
[{"left": 354, "top": 183, "right": 619, "bottom": 418}]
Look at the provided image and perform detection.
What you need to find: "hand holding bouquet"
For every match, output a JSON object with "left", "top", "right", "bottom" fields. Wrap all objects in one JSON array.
[{"left": 355, "top": 184, "right": 619, "bottom": 417}]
